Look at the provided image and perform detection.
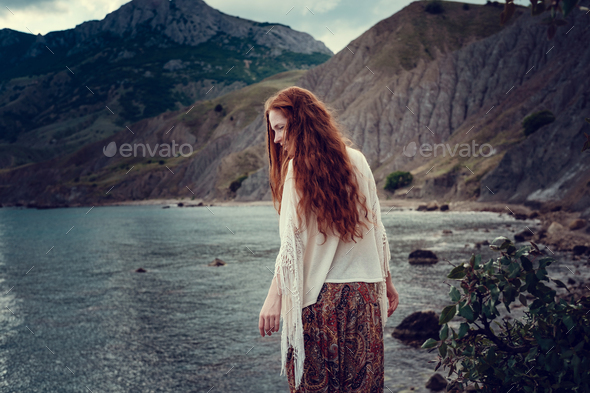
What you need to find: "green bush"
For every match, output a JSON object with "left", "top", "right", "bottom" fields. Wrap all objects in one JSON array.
[
  {"left": 425, "top": 0, "right": 444, "bottom": 14},
  {"left": 422, "top": 236, "right": 590, "bottom": 392},
  {"left": 384, "top": 171, "right": 413, "bottom": 192},
  {"left": 229, "top": 174, "right": 248, "bottom": 192},
  {"left": 522, "top": 110, "right": 555, "bottom": 137}
]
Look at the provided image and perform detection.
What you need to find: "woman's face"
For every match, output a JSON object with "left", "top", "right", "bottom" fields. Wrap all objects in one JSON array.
[{"left": 269, "top": 109, "right": 288, "bottom": 152}]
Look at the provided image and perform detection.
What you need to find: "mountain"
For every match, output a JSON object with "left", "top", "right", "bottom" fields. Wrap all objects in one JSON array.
[
  {"left": 295, "top": 0, "right": 590, "bottom": 216},
  {"left": 0, "top": 0, "right": 332, "bottom": 168},
  {"left": 1, "top": 0, "right": 589, "bottom": 220}
]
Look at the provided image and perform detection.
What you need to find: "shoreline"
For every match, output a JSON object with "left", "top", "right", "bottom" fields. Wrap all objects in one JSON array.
[
  {"left": 3, "top": 197, "right": 589, "bottom": 253},
  {"left": 86, "top": 197, "right": 540, "bottom": 214}
]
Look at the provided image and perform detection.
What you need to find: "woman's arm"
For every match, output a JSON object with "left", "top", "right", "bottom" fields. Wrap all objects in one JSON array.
[
  {"left": 259, "top": 274, "right": 282, "bottom": 337},
  {"left": 268, "top": 274, "right": 281, "bottom": 297}
]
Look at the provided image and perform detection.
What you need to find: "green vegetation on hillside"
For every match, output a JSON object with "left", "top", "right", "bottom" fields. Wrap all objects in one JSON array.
[
  {"left": 385, "top": 171, "right": 413, "bottom": 191},
  {"left": 0, "top": 29, "right": 330, "bottom": 169},
  {"left": 522, "top": 110, "right": 555, "bottom": 137}
]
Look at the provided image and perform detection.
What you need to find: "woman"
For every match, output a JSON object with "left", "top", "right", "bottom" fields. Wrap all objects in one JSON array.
[{"left": 258, "top": 86, "right": 399, "bottom": 392}]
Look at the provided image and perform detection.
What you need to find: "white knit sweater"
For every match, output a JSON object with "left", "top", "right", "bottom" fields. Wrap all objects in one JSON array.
[{"left": 273, "top": 145, "right": 392, "bottom": 390}]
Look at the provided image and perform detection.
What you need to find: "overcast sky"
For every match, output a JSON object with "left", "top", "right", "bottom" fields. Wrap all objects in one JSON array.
[{"left": 1, "top": 0, "right": 530, "bottom": 54}]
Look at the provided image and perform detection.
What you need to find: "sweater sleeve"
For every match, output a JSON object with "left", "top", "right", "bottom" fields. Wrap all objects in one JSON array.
[
  {"left": 272, "top": 159, "right": 307, "bottom": 390},
  {"left": 366, "top": 159, "right": 392, "bottom": 276}
]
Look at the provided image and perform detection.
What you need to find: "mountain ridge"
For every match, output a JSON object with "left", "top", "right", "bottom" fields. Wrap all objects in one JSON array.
[{"left": 0, "top": 0, "right": 332, "bottom": 169}]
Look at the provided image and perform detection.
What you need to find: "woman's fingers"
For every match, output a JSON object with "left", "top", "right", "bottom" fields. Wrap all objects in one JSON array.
[
  {"left": 259, "top": 314, "right": 280, "bottom": 337},
  {"left": 387, "top": 291, "right": 399, "bottom": 317}
]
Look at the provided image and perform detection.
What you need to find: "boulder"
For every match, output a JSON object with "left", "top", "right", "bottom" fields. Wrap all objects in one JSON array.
[
  {"left": 209, "top": 258, "right": 226, "bottom": 267},
  {"left": 547, "top": 222, "right": 565, "bottom": 236},
  {"left": 392, "top": 310, "right": 440, "bottom": 345},
  {"left": 409, "top": 249, "right": 439, "bottom": 264},
  {"left": 528, "top": 211, "right": 540, "bottom": 219},
  {"left": 569, "top": 219, "right": 587, "bottom": 230},
  {"left": 514, "top": 230, "right": 534, "bottom": 242},
  {"left": 426, "top": 373, "right": 448, "bottom": 391},
  {"left": 442, "top": 229, "right": 453, "bottom": 235},
  {"left": 573, "top": 245, "right": 589, "bottom": 256},
  {"left": 440, "top": 204, "right": 449, "bottom": 211},
  {"left": 135, "top": 267, "right": 147, "bottom": 273},
  {"left": 426, "top": 201, "right": 439, "bottom": 211},
  {"left": 178, "top": 202, "right": 184, "bottom": 207},
  {"left": 475, "top": 240, "right": 490, "bottom": 249},
  {"left": 417, "top": 204, "right": 428, "bottom": 211}
]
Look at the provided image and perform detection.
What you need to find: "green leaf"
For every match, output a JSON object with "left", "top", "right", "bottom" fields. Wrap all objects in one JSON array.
[
  {"left": 450, "top": 285, "right": 461, "bottom": 302},
  {"left": 458, "top": 303, "right": 475, "bottom": 322},
  {"left": 525, "top": 346, "right": 538, "bottom": 362},
  {"left": 474, "top": 254, "right": 481, "bottom": 269},
  {"left": 439, "top": 341, "right": 448, "bottom": 358},
  {"left": 514, "top": 246, "right": 530, "bottom": 259},
  {"left": 503, "top": 284, "right": 516, "bottom": 306},
  {"left": 561, "top": 0, "right": 578, "bottom": 17},
  {"left": 562, "top": 315, "right": 574, "bottom": 332},
  {"left": 421, "top": 338, "right": 438, "bottom": 349},
  {"left": 551, "top": 278, "right": 569, "bottom": 292},
  {"left": 536, "top": 268, "right": 548, "bottom": 281},
  {"left": 440, "top": 304, "right": 457, "bottom": 324},
  {"left": 537, "top": 337, "right": 553, "bottom": 352},
  {"left": 532, "top": 1, "right": 546, "bottom": 15},
  {"left": 539, "top": 257, "right": 554, "bottom": 269},
  {"left": 440, "top": 323, "right": 449, "bottom": 341},
  {"left": 458, "top": 322, "right": 469, "bottom": 339},
  {"left": 448, "top": 265, "right": 466, "bottom": 279},
  {"left": 490, "top": 236, "right": 512, "bottom": 251},
  {"left": 520, "top": 256, "right": 533, "bottom": 271},
  {"left": 508, "top": 262, "right": 521, "bottom": 278},
  {"left": 572, "top": 354, "right": 581, "bottom": 379}
]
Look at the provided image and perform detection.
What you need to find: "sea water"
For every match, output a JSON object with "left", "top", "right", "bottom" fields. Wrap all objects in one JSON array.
[{"left": 0, "top": 204, "right": 579, "bottom": 392}]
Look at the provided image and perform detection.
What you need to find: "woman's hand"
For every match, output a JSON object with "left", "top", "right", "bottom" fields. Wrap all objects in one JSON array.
[
  {"left": 386, "top": 274, "right": 399, "bottom": 317},
  {"left": 259, "top": 289, "right": 281, "bottom": 337}
]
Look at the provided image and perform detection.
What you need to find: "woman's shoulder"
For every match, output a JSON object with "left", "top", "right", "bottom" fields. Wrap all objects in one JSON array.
[{"left": 345, "top": 146, "right": 370, "bottom": 173}]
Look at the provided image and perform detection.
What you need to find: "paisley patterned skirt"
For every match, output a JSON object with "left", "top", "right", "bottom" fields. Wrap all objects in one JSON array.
[{"left": 286, "top": 281, "right": 384, "bottom": 392}]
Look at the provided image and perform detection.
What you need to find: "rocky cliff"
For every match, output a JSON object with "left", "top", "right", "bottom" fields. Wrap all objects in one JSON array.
[{"left": 296, "top": 0, "right": 590, "bottom": 217}]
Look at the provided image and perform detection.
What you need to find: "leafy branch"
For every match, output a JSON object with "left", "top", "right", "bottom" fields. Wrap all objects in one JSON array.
[{"left": 422, "top": 236, "right": 590, "bottom": 392}]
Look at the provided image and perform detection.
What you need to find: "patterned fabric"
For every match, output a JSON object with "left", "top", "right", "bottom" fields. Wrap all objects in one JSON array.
[{"left": 285, "top": 281, "right": 384, "bottom": 393}]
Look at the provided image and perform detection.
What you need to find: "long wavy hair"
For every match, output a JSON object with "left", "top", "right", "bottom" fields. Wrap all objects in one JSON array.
[{"left": 264, "top": 86, "right": 374, "bottom": 245}]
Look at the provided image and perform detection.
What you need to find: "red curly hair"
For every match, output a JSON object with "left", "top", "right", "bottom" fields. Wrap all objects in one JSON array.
[{"left": 264, "top": 86, "right": 374, "bottom": 245}]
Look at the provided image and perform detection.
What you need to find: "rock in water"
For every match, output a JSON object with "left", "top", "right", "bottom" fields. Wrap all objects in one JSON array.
[
  {"left": 208, "top": 258, "right": 226, "bottom": 267},
  {"left": 425, "top": 373, "right": 447, "bottom": 391},
  {"left": 408, "top": 249, "right": 439, "bottom": 264},
  {"left": 392, "top": 310, "right": 440, "bottom": 346},
  {"left": 569, "top": 219, "right": 587, "bottom": 230}
]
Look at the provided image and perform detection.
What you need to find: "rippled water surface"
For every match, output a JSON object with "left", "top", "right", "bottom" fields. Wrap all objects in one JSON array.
[{"left": 0, "top": 204, "right": 577, "bottom": 392}]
